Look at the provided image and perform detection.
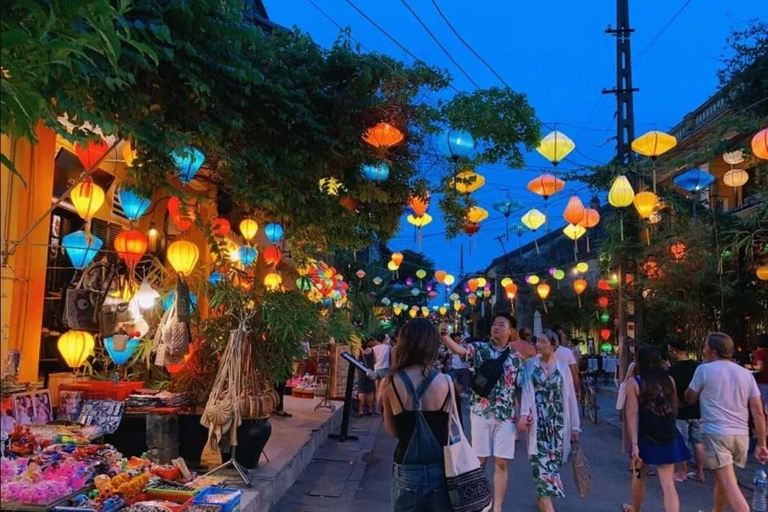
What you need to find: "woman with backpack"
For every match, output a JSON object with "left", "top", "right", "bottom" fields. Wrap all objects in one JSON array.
[
  {"left": 381, "top": 318, "right": 453, "bottom": 512},
  {"left": 519, "top": 329, "right": 581, "bottom": 512},
  {"left": 623, "top": 345, "right": 690, "bottom": 512}
]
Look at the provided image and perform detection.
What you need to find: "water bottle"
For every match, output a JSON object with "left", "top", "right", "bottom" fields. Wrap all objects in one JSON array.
[{"left": 753, "top": 465, "right": 768, "bottom": 512}]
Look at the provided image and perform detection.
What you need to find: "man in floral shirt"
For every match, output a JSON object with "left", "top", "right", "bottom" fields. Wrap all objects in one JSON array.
[{"left": 441, "top": 312, "right": 525, "bottom": 512}]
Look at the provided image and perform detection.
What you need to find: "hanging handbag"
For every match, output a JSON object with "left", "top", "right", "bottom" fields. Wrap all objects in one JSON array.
[
  {"left": 571, "top": 441, "right": 592, "bottom": 497},
  {"left": 175, "top": 277, "right": 191, "bottom": 323},
  {"left": 62, "top": 263, "right": 109, "bottom": 331},
  {"left": 444, "top": 383, "right": 492, "bottom": 512}
]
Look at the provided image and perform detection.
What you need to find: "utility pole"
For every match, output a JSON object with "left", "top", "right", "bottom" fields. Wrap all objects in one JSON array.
[{"left": 603, "top": 0, "right": 643, "bottom": 379}]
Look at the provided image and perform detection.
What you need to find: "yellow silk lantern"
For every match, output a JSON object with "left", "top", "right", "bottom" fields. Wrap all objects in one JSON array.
[
  {"left": 501, "top": 277, "right": 513, "bottom": 287},
  {"left": 465, "top": 206, "right": 489, "bottom": 224},
  {"left": 122, "top": 141, "right": 137, "bottom": 167},
  {"left": 563, "top": 224, "right": 586, "bottom": 240},
  {"left": 756, "top": 265, "right": 768, "bottom": 281},
  {"left": 439, "top": 306, "right": 448, "bottom": 316},
  {"left": 576, "top": 262, "right": 589, "bottom": 273},
  {"left": 444, "top": 274, "right": 456, "bottom": 286},
  {"left": 387, "top": 261, "right": 399, "bottom": 272},
  {"left": 724, "top": 169, "right": 749, "bottom": 188},
  {"left": 633, "top": 191, "right": 658, "bottom": 220},
  {"left": 609, "top": 175, "right": 635, "bottom": 208},
  {"left": 751, "top": 127, "right": 768, "bottom": 161},
  {"left": 536, "top": 131, "right": 575, "bottom": 166},
  {"left": 421, "top": 307, "right": 430, "bottom": 317},
  {"left": 391, "top": 252, "right": 404, "bottom": 266},
  {"left": 522, "top": 209, "right": 546, "bottom": 231},
  {"left": 407, "top": 213, "right": 433, "bottom": 228},
  {"left": 452, "top": 170, "right": 485, "bottom": 194},
  {"left": 264, "top": 272, "right": 283, "bottom": 291},
  {"left": 631, "top": 131, "right": 677, "bottom": 158},
  {"left": 536, "top": 283, "right": 551, "bottom": 300},
  {"left": 58, "top": 330, "right": 95, "bottom": 369},
  {"left": 409, "top": 309, "right": 418, "bottom": 318},
  {"left": 167, "top": 240, "right": 199, "bottom": 276},
  {"left": 70, "top": 178, "right": 106, "bottom": 240},
  {"left": 452, "top": 301, "right": 461, "bottom": 312},
  {"left": 527, "top": 174, "right": 565, "bottom": 199},
  {"left": 563, "top": 196, "right": 585, "bottom": 225},
  {"left": 476, "top": 277, "right": 487, "bottom": 288},
  {"left": 239, "top": 219, "right": 259, "bottom": 242},
  {"left": 527, "top": 275, "right": 540, "bottom": 285},
  {"left": 416, "top": 269, "right": 427, "bottom": 279}
]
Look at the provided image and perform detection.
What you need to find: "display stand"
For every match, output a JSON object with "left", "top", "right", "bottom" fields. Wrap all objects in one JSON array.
[
  {"left": 328, "top": 361, "right": 358, "bottom": 442},
  {"left": 201, "top": 446, "right": 251, "bottom": 487},
  {"left": 315, "top": 385, "right": 336, "bottom": 412}
]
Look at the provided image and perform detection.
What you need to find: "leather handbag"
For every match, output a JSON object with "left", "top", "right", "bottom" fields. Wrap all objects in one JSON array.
[{"left": 444, "top": 383, "right": 492, "bottom": 512}]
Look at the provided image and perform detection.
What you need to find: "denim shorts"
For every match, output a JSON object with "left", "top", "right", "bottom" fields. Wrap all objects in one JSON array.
[
  {"left": 392, "top": 462, "right": 451, "bottom": 512},
  {"left": 676, "top": 419, "right": 702, "bottom": 449}
]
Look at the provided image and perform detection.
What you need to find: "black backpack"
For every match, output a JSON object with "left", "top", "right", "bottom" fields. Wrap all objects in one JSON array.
[
  {"left": 636, "top": 377, "right": 677, "bottom": 445},
  {"left": 470, "top": 346, "right": 511, "bottom": 398}
]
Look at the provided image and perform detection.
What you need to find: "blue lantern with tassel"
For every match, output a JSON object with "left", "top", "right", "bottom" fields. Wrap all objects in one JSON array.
[
  {"left": 171, "top": 147, "right": 205, "bottom": 184},
  {"left": 361, "top": 162, "right": 390, "bottom": 183},
  {"left": 265, "top": 223, "right": 284, "bottom": 243},
  {"left": 239, "top": 246, "right": 258, "bottom": 266},
  {"left": 118, "top": 188, "right": 151, "bottom": 221},
  {"left": 673, "top": 169, "right": 715, "bottom": 192},
  {"left": 437, "top": 129, "right": 475, "bottom": 159},
  {"left": 208, "top": 272, "right": 223, "bottom": 285},
  {"left": 62, "top": 230, "right": 103, "bottom": 269},
  {"left": 104, "top": 337, "right": 140, "bottom": 365}
]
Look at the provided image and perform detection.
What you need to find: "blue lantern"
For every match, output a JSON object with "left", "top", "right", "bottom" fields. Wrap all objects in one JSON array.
[
  {"left": 361, "top": 162, "right": 390, "bottom": 183},
  {"left": 171, "top": 147, "right": 205, "bottom": 184},
  {"left": 104, "top": 337, "right": 140, "bottom": 365},
  {"left": 673, "top": 169, "right": 715, "bottom": 192},
  {"left": 239, "top": 246, "right": 257, "bottom": 266},
  {"left": 62, "top": 230, "right": 103, "bottom": 269},
  {"left": 265, "top": 223, "right": 284, "bottom": 243},
  {"left": 163, "top": 291, "right": 198, "bottom": 311},
  {"left": 118, "top": 188, "right": 151, "bottom": 221},
  {"left": 209, "top": 272, "right": 223, "bottom": 285},
  {"left": 321, "top": 297, "right": 333, "bottom": 307},
  {"left": 438, "top": 129, "right": 475, "bottom": 159}
]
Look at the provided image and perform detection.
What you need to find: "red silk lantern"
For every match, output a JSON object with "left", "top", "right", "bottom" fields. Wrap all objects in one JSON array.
[
  {"left": 563, "top": 196, "right": 586, "bottom": 225},
  {"left": 114, "top": 230, "right": 148, "bottom": 268},
  {"left": 597, "top": 279, "right": 611, "bottom": 291},
  {"left": 598, "top": 296, "right": 609, "bottom": 308},
  {"left": 168, "top": 196, "right": 197, "bottom": 232},
  {"left": 463, "top": 222, "right": 481, "bottom": 236},
  {"left": 211, "top": 217, "right": 230, "bottom": 236},
  {"left": 600, "top": 329, "right": 611, "bottom": 341},
  {"left": 339, "top": 196, "right": 359, "bottom": 212},
  {"left": 263, "top": 246, "right": 283, "bottom": 267},
  {"left": 74, "top": 138, "right": 111, "bottom": 170}
]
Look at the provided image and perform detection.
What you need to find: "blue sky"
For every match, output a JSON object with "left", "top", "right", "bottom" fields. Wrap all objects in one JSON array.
[{"left": 264, "top": 0, "right": 767, "bottom": 277}]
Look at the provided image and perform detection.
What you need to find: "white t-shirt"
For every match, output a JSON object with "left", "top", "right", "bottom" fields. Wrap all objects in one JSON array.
[
  {"left": 555, "top": 345, "right": 577, "bottom": 367},
  {"left": 372, "top": 344, "right": 392, "bottom": 371},
  {"left": 688, "top": 360, "right": 760, "bottom": 435},
  {"left": 452, "top": 347, "right": 470, "bottom": 370}
]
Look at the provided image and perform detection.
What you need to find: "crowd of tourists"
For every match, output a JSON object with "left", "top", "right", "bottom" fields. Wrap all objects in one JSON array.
[{"left": 355, "top": 317, "right": 768, "bottom": 512}]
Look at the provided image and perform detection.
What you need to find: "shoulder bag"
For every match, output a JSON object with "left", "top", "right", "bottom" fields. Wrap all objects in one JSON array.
[{"left": 470, "top": 345, "right": 511, "bottom": 398}]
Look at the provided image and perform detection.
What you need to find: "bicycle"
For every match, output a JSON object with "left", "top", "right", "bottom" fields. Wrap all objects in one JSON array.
[{"left": 580, "top": 371, "right": 599, "bottom": 424}]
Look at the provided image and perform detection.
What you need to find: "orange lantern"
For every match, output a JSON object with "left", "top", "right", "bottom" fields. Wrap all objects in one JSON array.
[
  {"left": 600, "top": 329, "right": 611, "bottom": 341},
  {"left": 563, "top": 196, "right": 586, "bottom": 225},
  {"left": 463, "top": 222, "right": 481, "bottom": 236},
  {"left": 598, "top": 296, "right": 609, "bottom": 308},
  {"left": 670, "top": 241, "right": 686, "bottom": 261},
  {"left": 536, "top": 283, "right": 551, "bottom": 300},
  {"left": 757, "top": 265, "right": 768, "bottom": 281},
  {"left": 167, "top": 196, "right": 197, "bottom": 232},
  {"left": 263, "top": 246, "right": 283, "bottom": 267},
  {"left": 752, "top": 127, "right": 768, "bottom": 161},
  {"left": 409, "top": 194, "right": 430, "bottom": 217},
  {"left": 434, "top": 270, "right": 447, "bottom": 283},
  {"left": 527, "top": 174, "right": 565, "bottom": 199},
  {"left": 573, "top": 279, "right": 587, "bottom": 295},
  {"left": 339, "top": 196, "right": 359, "bottom": 212},
  {"left": 70, "top": 177, "right": 106, "bottom": 222},
  {"left": 363, "top": 122, "right": 405, "bottom": 148},
  {"left": 467, "top": 294, "right": 477, "bottom": 307},
  {"left": 211, "top": 217, "right": 230, "bottom": 236},
  {"left": 391, "top": 252, "right": 404, "bottom": 266},
  {"left": 467, "top": 278, "right": 479, "bottom": 293},
  {"left": 74, "top": 138, "right": 111, "bottom": 170},
  {"left": 114, "top": 230, "right": 148, "bottom": 268},
  {"left": 578, "top": 208, "right": 600, "bottom": 229},
  {"left": 597, "top": 279, "right": 611, "bottom": 291},
  {"left": 504, "top": 282, "right": 518, "bottom": 298}
]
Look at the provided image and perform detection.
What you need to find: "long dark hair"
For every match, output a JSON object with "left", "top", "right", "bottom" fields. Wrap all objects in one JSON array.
[
  {"left": 388, "top": 319, "right": 439, "bottom": 382},
  {"left": 637, "top": 345, "right": 677, "bottom": 414}
]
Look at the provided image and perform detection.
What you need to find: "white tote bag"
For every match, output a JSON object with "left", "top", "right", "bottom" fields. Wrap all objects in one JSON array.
[
  {"left": 444, "top": 384, "right": 492, "bottom": 512},
  {"left": 615, "top": 381, "right": 627, "bottom": 410}
]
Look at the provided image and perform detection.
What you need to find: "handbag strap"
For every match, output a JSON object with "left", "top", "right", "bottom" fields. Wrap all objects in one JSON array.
[{"left": 446, "top": 379, "right": 467, "bottom": 444}]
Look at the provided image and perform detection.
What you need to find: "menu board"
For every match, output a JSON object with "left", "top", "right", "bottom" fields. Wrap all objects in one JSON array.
[{"left": 330, "top": 344, "right": 350, "bottom": 400}]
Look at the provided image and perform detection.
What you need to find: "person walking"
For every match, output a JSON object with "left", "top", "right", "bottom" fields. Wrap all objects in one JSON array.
[
  {"left": 373, "top": 333, "right": 392, "bottom": 413},
  {"left": 441, "top": 312, "right": 525, "bottom": 512},
  {"left": 357, "top": 339, "right": 377, "bottom": 417},
  {"left": 552, "top": 324, "right": 581, "bottom": 402},
  {"left": 381, "top": 318, "right": 453, "bottom": 512},
  {"left": 666, "top": 338, "right": 705, "bottom": 482},
  {"left": 624, "top": 345, "right": 689, "bottom": 512},
  {"left": 684, "top": 332, "right": 768, "bottom": 512},
  {"left": 519, "top": 329, "right": 581, "bottom": 512},
  {"left": 752, "top": 333, "right": 768, "bottom": 418}
]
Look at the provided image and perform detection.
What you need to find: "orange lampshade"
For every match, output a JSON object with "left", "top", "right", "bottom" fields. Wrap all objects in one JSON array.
[
  {"left": 167, "top": 240, "right": 199, "bottom": 276},
  {"left": 363, "top": 122, "right": 405, "bottom": 148},
  {"left": 536, "top": 283, "right": 551, "bottom": 300},
  {"left": 578, "top": 208, "right": 600, "bottom": 229},
  {"left": 573, "top": 279, "right": 587, "bottom": 295},
  {"left": 465, "top": 206, "right": 489, "bottom": 224},
  {"left": 467, "top": 278, "right": 479, "bottom": 293},
  {"left": 598, "top": 296, "right": 609, "bottom": 308},
  {"left": 527, "top": 174, "right": 565, "bottom": 199},
  {"left": 74, "top": 138, "right": 111, "bottom": 170},
  {"left": 467, "top": 294, "right": 477, "bottom": 306},
  {"left": 264, "top": 246, "right": 283, "bottom": 267},
  {"left": 434, "top": 270, "right": 447, "bottom": 283},
  {"left": 211, "top": 217, "right": 230, "bottom": 236},
  {"left": 409, "top": 193, "right": 430, "bottom": 217},
  {"left": 114, "top": 229, "right": 148, "bottom": 268},
  {"left": 57, "top": 330, "right": 95, "bottom": 369},
  {"left": 563, "top": 196, "right": 586, "bottom": 225},
  {"left": 70, "top": 178, "right": 105, "bottom": 221},
  {"left": 752, "top": 127, "right": 768, "bottom": 161},
  {"left": 504, "top": 282, "right": 518, "bottom": 297},
  {"left": 463, "top": 222, "right": 481, "bottom": 236},
  {"left": 756, "top": 265, "right": 768, "bottom": 281},
  {"left": 633, "top": 191, "right": 658, "bottom": 220},
  {"left": 391, "top": 252, "right": 404, "bottom": 266},
  {"left": 168, "top": 196, "right": 197, "bottom": 232}
]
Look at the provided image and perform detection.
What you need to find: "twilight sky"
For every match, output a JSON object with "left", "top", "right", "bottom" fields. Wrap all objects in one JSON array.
[{"left": 264, "top": 0, "right": 767, "bottom": 276}]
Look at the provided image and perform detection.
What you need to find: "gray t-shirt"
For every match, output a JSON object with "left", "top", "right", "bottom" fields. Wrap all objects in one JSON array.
[{"left": 688, "top": 360, "right": 760, "bottom": 435}]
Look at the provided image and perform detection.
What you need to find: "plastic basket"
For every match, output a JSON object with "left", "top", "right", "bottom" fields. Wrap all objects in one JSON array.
[
  {"left": 125, "top": 492, "right": 192, "bottom": 512},
  {"left": 59, "top": 381, "right": 144, "bottom": 401},
  {"left": 192, "top": 488, "right": 242, "bottom": 512}
]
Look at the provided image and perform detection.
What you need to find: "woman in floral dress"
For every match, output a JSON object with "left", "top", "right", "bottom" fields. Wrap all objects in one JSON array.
[{"left": 520, "top": 329, "right": 581, "bottom": 512}]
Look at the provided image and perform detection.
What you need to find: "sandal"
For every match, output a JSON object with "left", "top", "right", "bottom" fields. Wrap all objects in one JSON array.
[
  {"left": 687, "top": 472, "right": 705, "bottom": 482},
  {"left": 621, "top": 504, "right": 635, "bottom": 512}
]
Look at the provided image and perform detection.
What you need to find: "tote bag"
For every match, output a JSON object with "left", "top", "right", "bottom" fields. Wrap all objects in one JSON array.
[{"left": 444, "top": 384, "right": 492, "bottom": 512}]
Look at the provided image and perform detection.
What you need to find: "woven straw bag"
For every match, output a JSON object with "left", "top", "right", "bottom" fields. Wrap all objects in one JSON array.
[{"left": 572, "top": 441, "right": 592, "bottom": 497}]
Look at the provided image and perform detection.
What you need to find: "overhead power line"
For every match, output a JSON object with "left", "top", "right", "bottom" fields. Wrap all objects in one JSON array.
[{"left": 633, "top": 0, "right": 695, "bottom": 65}]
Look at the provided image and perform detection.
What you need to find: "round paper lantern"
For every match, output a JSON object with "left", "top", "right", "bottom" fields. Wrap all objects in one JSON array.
[
  {"left": 239, "top": 219, "right": 259, "bottom": 242},
  {"left": 264, "top": 272, "right": 283, "bottom": 291},
  {"left": 600, "top": 312, "right": 610, "bottom": 323},
  {"left": 522, "top": 209, "right": 546, "bottom": 232},
  {"left": 361, "top": 162, "right": 390, "bottom": 183},
  {"left": 633, "top": 191, "right": 658, "bottom": 220},
  {"left": 527, "top": 275, "right": 540, "bottom": 285},
  {"left": 631, "top": 131, "right": 677, "bottom": 158},
  {"left": 597, "top": 279, "right": 611, "bottom": 291},
  {"left": 723, "top": 169, "right": 749, "bottom": 188},
  {"left": 71, "top": 178, "right": 105, "bottom": 221},
  {"left": 476, "top": 277, "right": 487, "bottom": 288},
  {"left": 674, "top": 169, "right": 715, "bottom": 192},
  {"left": 167, "top": 240, "right": 199, "bottom": 276},
  {"left": 435, "top": 270, "right": 447, "bottom": 283},
  {"left": 463, "top": 222, "right": 481, "bottom": 236},
  {"left": 452, "top": 170, "right": 485, "bottom": 194},
  {"left": 578, "top": 208, "right": 600, "bottom": 229},
  {"left": 104, "top": 336, "right": 140, "bottom": 365},
  {"left": 264, "top": 246, "right": 282, "bottom": 267},
  {"left": 438, "top": 129, "right": 475, "bottom": 159},
  {"left": 409, "top": 194, "right": 430, "bottom": 217},
  {"left": 239, "top": 246, "right": 258, "bottom": 266},
  {"left": 122, "top": 141, "right": 137, "bottom": 168},
  {"left": 118, "top": 188, "right": 151, "bottom": 221},
  {"left": 536, "top": 283, "right": 551, "bottom": 300},
  {"left": 265, "top": 223, "right": 284, "bottom": 243},
  {"left": 62, "top": 230, "right": 103, "bottom": 269},
  {"left": 757, "top": 265, "right": 768, "bottom": 281},
  {"left": 114, "top": 229, "right": 148, "bottom": 268},
  {"left": 134, "top": 281, "right": 160, "bottom": 309},
  {"left": 536, "top": 131, "right": 575, "bottom": 166},
  {"left": 211, "top": 217, "right": 230, "bottom": 236},
  {"left": 467, "top": 278, "right": 479, "bottom": 293},
  {"left": 416, "top": 269, "right": 427, "bottom": 280},
  {"left": 444, "top": 274, "right": 456, "bottom": 286},
  {"left": 387, "top": 261, "right": 399, "bottom": 272},
  {"left": 563, "top": 223, "right": 586, "bottom": 241},
  {"left": 363, "top": 122, "right": 405, "bottom": 148},
  {"left": 167, "top": 196, "right": 196, "bottom": 232},
  {"left": 752, "top": 127, "right": 768, "bottom": 160},
  {"left": 74, "top": 139, "right": 110, "bottom": 170},
  {"left": 319, "top": 177, "right": 345, "bottom": 196},
  {"left": 723, "top": 150, "right": 744, "bottom": 165},
  {"left": 608, "top": 175, "right": 635, "bottom": 208},
  {"left": 466, "top": 206, "right": 489, "bottom": 224},
  {"left": 407, "top": 214, "right": 433, "bottom": 228},
  {"left": 598, "top": 296, "right": 609, "bottom": 308},
  {"left": 527, "top": 174, "right": 565, "bottom": 199},
  {"left": 391, "top": 252, "right": 404, "bottom": 266},
  {"left": 576, "top": 262, "right": 589, "bottom": 273},
  {"left": 573, "top": 279, "right": 587, "bottom": 295},
  {"left": 58, "top": 330, "right": 95, "bottom": 369},
  {"left": 554, "top": 269, "right": 565, "bottom": 280},
  {"left": 563, "top": 196, "right": 586, "bottom": 225},
  {"left": 600, "top": 329, "right": 611, "bottom": 341},
  {"left": 171, "top": 147, "right": 205, "bottom": 184},
  {"left": 467, "top": 294, "right": 477, "bottom": 306},
  {"left": 501, "top": 277, "right": 513, "bottom": 287}
]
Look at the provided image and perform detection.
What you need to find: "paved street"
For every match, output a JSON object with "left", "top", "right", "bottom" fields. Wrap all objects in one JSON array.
[{"left": 271, "top": 388, "right": 751, "bottom": 511}]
